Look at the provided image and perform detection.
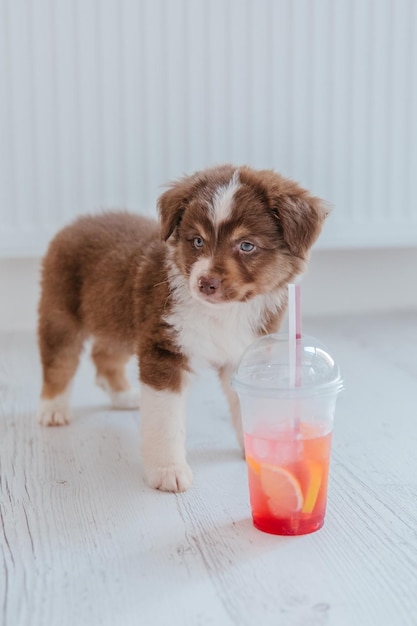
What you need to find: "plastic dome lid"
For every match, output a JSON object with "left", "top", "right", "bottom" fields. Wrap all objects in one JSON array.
[{"left": 232, "top": 334, "right": 343, "bottom": 398}]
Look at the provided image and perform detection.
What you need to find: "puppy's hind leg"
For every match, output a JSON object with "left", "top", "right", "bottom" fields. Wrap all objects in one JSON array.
[
  {"left": 38, "top": 314, "right": 85, "bottom": 426},
  {"left": 92, "top": 340, "right": 140, "bottom": 409}
]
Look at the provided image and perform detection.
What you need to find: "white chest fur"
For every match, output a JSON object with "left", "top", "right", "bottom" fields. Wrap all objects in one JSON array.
[{"left": 165, "top": 272, "right": 285, "bottom": 370}]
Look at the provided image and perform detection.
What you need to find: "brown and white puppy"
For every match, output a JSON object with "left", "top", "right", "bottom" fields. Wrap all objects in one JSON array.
[{"left": 37, "top": 164, "right": 328, "bottom": 492}]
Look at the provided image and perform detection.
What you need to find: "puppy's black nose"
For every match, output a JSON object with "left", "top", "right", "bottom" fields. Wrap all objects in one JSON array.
[{"left": 198, "top": 276, "right": 221, "bottom": 296}]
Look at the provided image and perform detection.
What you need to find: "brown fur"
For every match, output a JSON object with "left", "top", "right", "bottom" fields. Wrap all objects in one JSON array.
[
  {"left": 158, "top": 166, "right": 327, "bottom": 305},
  {"left": 38, "top": 163, "right": 327, "bottom": 415}
]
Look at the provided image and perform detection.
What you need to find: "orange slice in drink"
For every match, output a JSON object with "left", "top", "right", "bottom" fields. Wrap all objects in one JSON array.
[
  {"left": 301, "top": 461, "right": 323, "bottom": 514},
  {"left": 246, "top": 456, "right": 261, "bottom": 475},
  {"left": 260, "top": 464, "right": 303, "bottom": 517}
]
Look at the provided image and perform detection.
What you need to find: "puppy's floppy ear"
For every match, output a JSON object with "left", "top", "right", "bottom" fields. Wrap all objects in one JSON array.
[
  {"left": 158, "top": 173, "right": 200, "bottom": 241},
  {"left": 241, "top": 167, "right": 329, "bottom": 258},
  {"left": 158, "top": 184, "right": 186, "bottom": 241},
  {"left": 272, "top": 189, "right": 329, "bottom": 258}
]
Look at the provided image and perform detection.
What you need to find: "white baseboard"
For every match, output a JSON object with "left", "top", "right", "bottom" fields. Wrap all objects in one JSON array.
[
  {"left": 302, "top": 247, "right": 417, "bottom": 317},
  {"left": 1, "top": 258, "right": 42, "bottom": 332}
]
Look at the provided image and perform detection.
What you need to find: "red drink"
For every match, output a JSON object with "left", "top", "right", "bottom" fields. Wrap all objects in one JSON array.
[{"left": 244, "top": 423, "right": 332, "bottom": 535}]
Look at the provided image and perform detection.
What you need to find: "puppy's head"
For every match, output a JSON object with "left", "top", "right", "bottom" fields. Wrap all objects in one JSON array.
[{"left": 158, "top": 164, "right": 328, "bottom": 306}]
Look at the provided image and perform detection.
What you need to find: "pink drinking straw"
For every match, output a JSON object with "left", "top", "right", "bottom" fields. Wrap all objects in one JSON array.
[
  {"left": 288, "top": 284, "right": 302, "bottom": 385},
  {"left": 288, "top": 284, "right": 302, "bottom": 430}
]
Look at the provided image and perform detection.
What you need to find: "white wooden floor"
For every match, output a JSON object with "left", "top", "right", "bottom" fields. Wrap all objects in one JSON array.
[{"left": 1, "top": 311, "right": 417, "bottom": 626}]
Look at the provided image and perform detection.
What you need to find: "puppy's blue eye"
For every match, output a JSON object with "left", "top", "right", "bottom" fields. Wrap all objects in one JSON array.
[
  {"left": 240, "top": 241, "right": 255, "bottom": 252},
  {"left": 193, "top": 236, "right": 204, "bottom": 248}
]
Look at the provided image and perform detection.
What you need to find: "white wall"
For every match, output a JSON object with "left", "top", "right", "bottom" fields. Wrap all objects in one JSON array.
[
  {"left": 1, "top": 0, "right": 417, "bottom": 330},
  {"left": 2, "top": 249, "right": 416, "bottom": 332},
  {"left": 1, "top": 0, "right": 417, "bottom": 254}
]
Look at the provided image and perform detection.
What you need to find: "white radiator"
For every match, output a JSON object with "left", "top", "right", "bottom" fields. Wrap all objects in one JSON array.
[{"left": 1, "top": 0, "right": 416, "bottom": 256}]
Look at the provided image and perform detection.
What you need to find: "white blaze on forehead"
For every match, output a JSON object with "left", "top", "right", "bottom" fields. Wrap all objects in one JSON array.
[{"left": 210, "top": 170, "right": 240, "bottom": 225}]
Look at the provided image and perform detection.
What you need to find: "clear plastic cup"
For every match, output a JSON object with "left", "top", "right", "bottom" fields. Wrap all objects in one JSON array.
[{"left": 232, "top": 334, "right": 343, "bottom": 536}]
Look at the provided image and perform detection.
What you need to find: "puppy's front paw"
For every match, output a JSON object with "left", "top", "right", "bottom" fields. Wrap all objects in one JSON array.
[
  {"left": 145, "top": 462, "right": 193, "bottom": 493},
  {"left": 37, "top": 397, "right": 71, "bottom": 427}
]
